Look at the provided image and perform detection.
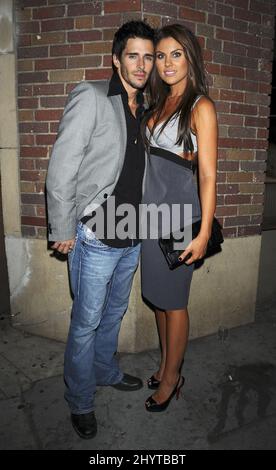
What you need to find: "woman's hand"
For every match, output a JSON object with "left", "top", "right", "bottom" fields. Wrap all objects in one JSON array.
[{"left": 178, "top": 234, "right": 209, "bottom": 265}]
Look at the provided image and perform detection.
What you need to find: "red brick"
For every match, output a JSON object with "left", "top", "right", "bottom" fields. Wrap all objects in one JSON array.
[
  {"left": 223, "top": 42, "right": 247, "bottom": 56},
  {"left": 50, "top": 44, "right": 83, "bottom": 57},
  {"left": 218, "top": 161, "right": 239, "bottom": 171},
  {"left": 258, "top": 129, "right": 269, "bottom": 139},
  {"left": 245, "top": 93, "right": 270, "bottom": 106},
  {"left": 40, "top": 96, "right": 67, "bottom": 108},
  {"left": 216, "top": 29, "right": 234, "bottom": 41},
  {"left": 19, "top": 122, "right": 48, "bottom": 133},
  {"left": 208, "top": 14, "right": 222, "bottom": 27},
  {"left": 18, "top": 21, "right": 40, "bottom": 34},
  {"left": 18, "top": 35, "right": 32, "bottom": 47},
  {"left": 250, "top": 0, "right": 275, "bottom": 14},
  {"left": 216, "top": 206, "right": 238, "bottom": 216},
  {"left": 238, "top": 226, "right": 261, "bottom": 236},
  {"left": 85, "top": 69, "right": 112, "bottom": 81},
  {"left": 103, "top": 56, "right": 112, "bottom": 67},
  {"left": 241, "top": 139, "right": 268, "bottom": 150},
  {"left": 35, "top": 160, "right": 49, "bottom": 170},
  {"left": 240, "top": 162, "right": 267, "bottom": 171},
  {"left": 36, "top": 206, "right": 46, "bottom": 217},
  {"left": 20, "top": 159, "right": 35, "bottom": 170},
  {"left": 225, "top": 195, "right": 251, "bottom": 205},
  {"left": 68, "top": 3, "right": 102, "bottom": 16},
  {"left": 20, "top": 170, "right": 44, "bottom": 182},
  {"left": 21, "top": 205, "right": 36, "bottom": 216},
  {"left": 217, "top": 183, "right": 239, "bottom": 194},
  {"left": 94, "top": 14, "right": 121, "bottom": 28},
  {"left": 205, "top": 63, "right": 220, "bottom": 75},
  {"left": 36, "top": 134, "right": 57, "bottom": 145},
  {"left": 220, "top": 90, "right": 244, "bottom": 102},
  {"left": 143, "top": 0, "right": 177, "bottom": 16},
  {"left": 232, "top": 78, "right": 258, "bottom": 92},
  {"left": 255, "top": 151, "right": 267, "bottom": 161},
  {"left": 224, "top": 216, "right": 251, "bottom": 227},
  {"left": 234, "top": 8, "right": 261, "bottom": 24},
  {"left": 21, "top": 147, "right": 48, "bottom": 158},
  {"left": 228, "top": 127, "right": 256, "bottom": 138},
  {"left": 246, "top": 69, "right": 271, "bottom": 83},
  {"left": 21, "top": 216, "right": 46, "bottom": 227},
  {"left": 35, "top": 58, "right": 66, "bottom": 70},
  {"left": 222, "top": 227, "right": 237, "bottom": 237},
  {"left": 50, "top": 122, "right": 59, "bottom": 133},
  {"left": 67, "top": 31, "right": 102, "bottom": 43},
  {"left": 33, "top": 6, "right": 65, "bottom": 19},
  {"left": 33, "top": 84, "right": 64, "bottom": 95},
  {"left": 197, "top": 0, "right": 215, "bottom": 12},
  {"left": 232, "top": 56, "right": 258, "bottom": 69},
  {"left": 35, "top": 110, "right": 63, "bottom": 121},
  {"left": 252, "top": 194, "right": 265, "bottom": 204},
  {"left": 18, "top": 110, "right": 34, "bottom": 122},
  {"left": 18, "top": 98, "right": 39, "bottom": 109},
  {"left": 68, "top": 56, "right": 102, "bottom": 69},
  {"left": 41, "top": 19, "right": 74, "bottom": 32},
  {"left": 22, "top": 226, "right": 36, "bottom": 237},
  {"left": 18, "top": 72, "right": 48, "bottom": 84},
  {"left": 231, "top": 103, "right": 257, "bottom": 115},
  {"left": 74, "top": 16, "right": 93, "bottom": 30},
  {"left": 179, "top": 7, "right": 205, "bottom": 22},
  {"left": 221, "top": 65, "right": 244, "bottom": 79},
  {"left": 216, "top": 102, "right": 230, "bottom": 113},
  {"left": 21, "top": 193, "right": 45, "bottom": 205},
  {"left": 105, "top": 0, "right": 141, "bottom": 13},
  {"left": 216, "top": 3, "right": 233, "bottom": 17},
  {"left": 18, "top": 46, "right": 48, "bottom": 59},
  {"left": 218, "top": 138, "right": 243, "bottom": 148},
  {"left": 20, "top": 134, "right": 35, "bottom": 146},
  {"left": 218, "top": 114, "right": 243, "bottom": 126},
  {"left": 234, "top": 32, "right": 261, "bottom": 47}
]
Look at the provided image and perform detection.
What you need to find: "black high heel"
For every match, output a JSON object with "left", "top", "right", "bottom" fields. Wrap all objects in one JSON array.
[
  {"left": 145, "top": 376, "right": 185, "bottom": 412},
  {"left": 147, "top": 375, "right": 161, "bottom": 390}
]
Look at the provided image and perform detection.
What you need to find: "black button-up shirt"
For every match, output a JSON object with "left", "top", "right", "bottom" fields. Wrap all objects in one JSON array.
[{"left": 84, "top": 72, "right": 145, "bottom": 247}]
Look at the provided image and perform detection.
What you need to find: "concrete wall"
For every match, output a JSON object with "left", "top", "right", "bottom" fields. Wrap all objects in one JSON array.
[{"left": 6, "top": 235, "right": 261, "bottom": 351}]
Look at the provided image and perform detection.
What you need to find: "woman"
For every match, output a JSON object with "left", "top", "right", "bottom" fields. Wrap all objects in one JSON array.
[{"left": 141, "top": 24, "right": 218, "bottom": 412}]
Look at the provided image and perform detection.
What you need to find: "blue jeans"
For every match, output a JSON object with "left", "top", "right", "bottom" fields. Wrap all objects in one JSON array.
[{"left": 64, "top": 222, "right": 140, "bottom": 414}]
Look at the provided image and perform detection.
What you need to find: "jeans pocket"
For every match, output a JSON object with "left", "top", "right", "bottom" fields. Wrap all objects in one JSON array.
[{"left": 82, "top": 236, "right": 111, "bottom": 250}]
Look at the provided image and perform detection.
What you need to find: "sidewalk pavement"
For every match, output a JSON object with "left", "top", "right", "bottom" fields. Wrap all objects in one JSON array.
[{"left": 0, "top": 303, "right": 276, "bottom": 450}]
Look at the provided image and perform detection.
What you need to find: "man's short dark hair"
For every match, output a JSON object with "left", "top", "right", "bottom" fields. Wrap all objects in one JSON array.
[{"left": 112, "top": 20, "right": 154, "bottom": 62}]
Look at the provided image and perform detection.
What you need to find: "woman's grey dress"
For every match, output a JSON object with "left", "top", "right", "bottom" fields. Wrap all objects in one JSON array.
[{"left": 141, "top": 113, "right": 202, "bottom": 310}]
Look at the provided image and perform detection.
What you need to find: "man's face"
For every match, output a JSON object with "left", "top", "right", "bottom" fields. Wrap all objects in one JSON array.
[{"left": 113, "top": 37, "right": 154, "bottom": 92}]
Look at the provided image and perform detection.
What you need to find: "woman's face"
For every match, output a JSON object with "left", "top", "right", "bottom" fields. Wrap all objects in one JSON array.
[{"left": 155, "top": 36, "right": 189, "bottom": 91}]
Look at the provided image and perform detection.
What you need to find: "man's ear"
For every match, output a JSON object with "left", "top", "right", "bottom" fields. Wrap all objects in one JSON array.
[{"left": 112, "top": 54, "right": 120, "bottom": 70}]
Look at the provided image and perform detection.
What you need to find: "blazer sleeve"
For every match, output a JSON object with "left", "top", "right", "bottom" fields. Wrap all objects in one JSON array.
[{"left": 46, "top": 82, "right": 97, "bottom": 242}]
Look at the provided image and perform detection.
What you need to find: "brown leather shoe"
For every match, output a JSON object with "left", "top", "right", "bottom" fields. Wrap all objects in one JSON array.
[{"left": 71, "top": 411, "right": 97, "bottom": 439}]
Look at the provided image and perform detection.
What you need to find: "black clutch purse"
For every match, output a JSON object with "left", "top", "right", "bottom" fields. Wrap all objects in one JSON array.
[{"left": 158, "top": 217, "right": 223, "bottom": 270}]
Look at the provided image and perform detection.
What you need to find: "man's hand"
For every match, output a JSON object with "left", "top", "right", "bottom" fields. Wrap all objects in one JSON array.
[{"left": 51, "top": 239, "right": 75, "bottom": 254}]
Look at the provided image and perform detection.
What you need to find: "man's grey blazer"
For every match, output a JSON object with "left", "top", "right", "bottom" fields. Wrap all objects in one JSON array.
[{"left": 46, "top": 80, "right": 129, "bottom": 242}]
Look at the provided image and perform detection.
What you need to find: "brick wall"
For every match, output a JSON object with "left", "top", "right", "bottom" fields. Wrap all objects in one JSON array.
[{"left": 15, "top": 0, "right": 275, "bottom": 239}]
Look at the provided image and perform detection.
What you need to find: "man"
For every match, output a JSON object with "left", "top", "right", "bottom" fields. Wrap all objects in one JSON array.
[{"left": 46, "top": 21, "right": 154, "bottom": 439}]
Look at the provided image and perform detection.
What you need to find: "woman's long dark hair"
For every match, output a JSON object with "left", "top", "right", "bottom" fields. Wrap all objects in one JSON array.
[{"left": 142, "top": 24, "right": 209, "bottom": 152}]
